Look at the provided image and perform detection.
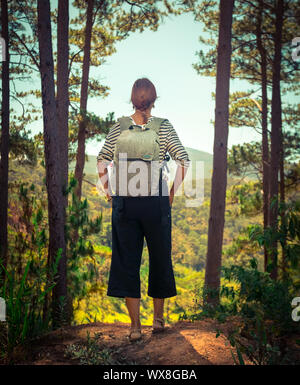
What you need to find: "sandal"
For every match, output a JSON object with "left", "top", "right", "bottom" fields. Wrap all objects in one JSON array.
[
  {"left": 128, "top": 327, "right": 142, "bottom": 341},
  {"left": 152, "top": 317, "right": 165, "bottom": 333}
]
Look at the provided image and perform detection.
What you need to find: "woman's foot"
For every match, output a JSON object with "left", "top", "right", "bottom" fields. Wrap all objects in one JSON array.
[
  {"left": 125, "top": 297, "right": 142, "bottom": 341},
  {"left": 128, "top": 327, "right": 142, "bottom": 341},
  {"left": 128, "top": 320, "right": 142, "bottom": 341},
  {"left": 152, "top": 317, "right": 165, "bottom": 333}
]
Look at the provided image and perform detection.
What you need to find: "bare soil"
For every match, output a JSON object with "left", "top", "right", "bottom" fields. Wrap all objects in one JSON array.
[{"left": 13, "top": 318, "right": 252, "bottom": 365}]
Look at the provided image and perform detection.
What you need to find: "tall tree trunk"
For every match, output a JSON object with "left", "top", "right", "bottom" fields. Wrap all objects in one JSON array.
[
  {"left": 256, "top": 0, "right": 270, "bottom": 272},
  {"left": 0, "top": 0, "right": 9, "bottom": 282},
  {"left": 74, "top": 0, "right": 94, "bottom": 201},
  {"left": 57, "top": 0, "right": 69, "bottom": 229},
  {"left": 44, "top": 0, "right": 70, "bottom": 325},
  {"left": 37, "top": 0, "right": 67, "bottom": 328},
  {"left": 56, "top": 0, "right": 72, "bottom": 324},
  {"left": 279, "top": 121, "right": 286, "bottom": 276},
  {"left": 204, "top": 0, "right": 234, "bottom": 305},
  {"left": 72, "top": 0, "right": 94, "bottom": 246},
  {"left": 268, "top": 0, "right": 284, "bottom": 280}
]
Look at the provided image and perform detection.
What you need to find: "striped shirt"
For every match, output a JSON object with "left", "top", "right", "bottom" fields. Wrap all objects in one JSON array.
[{"left": 96, "top": 116, "right": 190, "bottom": 168}]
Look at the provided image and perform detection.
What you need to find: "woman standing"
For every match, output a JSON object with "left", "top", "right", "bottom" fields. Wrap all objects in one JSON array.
[{"left": 97, "top": 78, "right": 190, "bottom": 341}]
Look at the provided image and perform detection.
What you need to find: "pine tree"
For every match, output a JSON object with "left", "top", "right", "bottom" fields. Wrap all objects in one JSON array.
[
  {"left": 204, "top": 0, "right": 235, "bottom": 304},
  {"left": 37, "top": 0, "right": 68, "bottom": 328},
  {"left": 0, "top": 0, "right": 9, "bottom": 281}
]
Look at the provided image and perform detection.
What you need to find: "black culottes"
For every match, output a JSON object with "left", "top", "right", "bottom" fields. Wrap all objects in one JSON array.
[{"left": 106, "top": 194, "right": 177, "bottom": 299}]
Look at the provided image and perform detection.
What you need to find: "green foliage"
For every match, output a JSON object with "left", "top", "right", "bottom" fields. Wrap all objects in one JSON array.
[
  {"left": 0, "top": 181, "right": 63, "bottom": 362},
  {"left": 219, "top": 259, "right": 299, "bottom": 365},
  {"left": 68, "top": 111, "right": 116, "bottom": 162},
  {"left": 248, "top": 199, "right": 300, "bottom": 279},
  {"left": 2, "top": 170, "right": 104, "bottom": 358},
  {"left": 65, "top": 173, "right": 103, "bottom": 324},
  {"left": 221, "top": 260, "right": 295, "bottom": 332},
  {"left": 183, "top": 258, "right": 299, "bottom": 365},
  {"left": 181, "top": 195, "right": 300, "bottom": 365},
  {"left": 192, "top": 0, "right": 299, "bottom": 86},
  {"left": 0, "top": 254, "right": 61, "bottom": 362},
  {"left": 227, "top": 180, "right": 263, "bottom": 216},
  {"left": 179, "top": 280, "right": 236, "bottom": 324},
  {"left": 9, "top": 128, "right": 38, "bottom": 166},
  {"left": 228, "top": 141, "right": 261, "bottom": 181}
]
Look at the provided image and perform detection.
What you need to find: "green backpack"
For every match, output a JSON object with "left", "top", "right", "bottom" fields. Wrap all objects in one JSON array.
[{"left": 112, "top": 116, "right": 167, "bottom": 197}]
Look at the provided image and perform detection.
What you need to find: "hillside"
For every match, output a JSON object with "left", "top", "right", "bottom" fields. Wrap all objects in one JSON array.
[
  {"left": 70, "top": 146, "right": 258, "bottom": 182},
  {"left": 69, "top": 146, "right": 215, "bottom": 179}
]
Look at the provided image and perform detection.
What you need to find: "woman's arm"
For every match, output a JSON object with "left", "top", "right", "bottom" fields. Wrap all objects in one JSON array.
[
  {"left": 169, "top": 164, "right": 189, "bottom": 206},
  {"left": 97, "top": 161, "right": 112, "bottom": 203},
  {"left": 96, "top": 122, "right": 120, "bottom": 203},
  {"left": 164, "top": 121, "right": 190, "bottom": 206}
]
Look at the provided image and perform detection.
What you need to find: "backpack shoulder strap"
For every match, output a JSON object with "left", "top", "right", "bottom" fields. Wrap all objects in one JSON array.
[
  {"left": 146, "top": 117, "right": 168, "bottom": 135},
  {"left": 117, "top": 116, "right": 168, "bottom": 134},
  {"left": 117, "top": 116, "right": 133, "bottom": 132}
]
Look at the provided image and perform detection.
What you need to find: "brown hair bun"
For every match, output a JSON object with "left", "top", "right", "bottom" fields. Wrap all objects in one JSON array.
[{"left": 131, "top": 78, "right": 157, "bottom": 124}]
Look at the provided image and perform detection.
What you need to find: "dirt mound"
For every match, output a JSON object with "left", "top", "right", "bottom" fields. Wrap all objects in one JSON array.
[{"left": 16, "top": 319, "right": 248, "bottom": 365}]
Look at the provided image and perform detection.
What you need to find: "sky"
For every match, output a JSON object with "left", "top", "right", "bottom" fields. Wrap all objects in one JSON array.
[{"left": 86, "top": 11, "right": 263, "bottom": 157}]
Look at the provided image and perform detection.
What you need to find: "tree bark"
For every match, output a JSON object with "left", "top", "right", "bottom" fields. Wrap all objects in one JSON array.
[
  {"left": 279, "top": 116, "right": 286, "bottom": 276},
  {"left": 56, "top": 0, "right": 72, "bottom": 324},
  {"left": 0, "top": 0, "right": 9, "bottom": 282},
  {"left": 268, "top": 0, "right": 284, "bottom": 280},
  {"left": 204, "top": 0, "right": 234, "bottom": 305},
  {"left": 256, "top": 0, "right": 270, "bottom": 272},
  {"left": 57, "top": 0, "right": 69, "bottom": 221},
  {"left": 37, "top": 0, "right": 67, "bottom": 328},
  {"left": 74, "top": 0, "right": 94, "bottom": 201}
]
